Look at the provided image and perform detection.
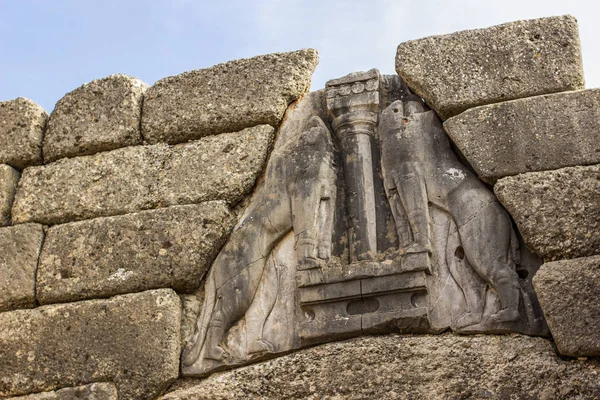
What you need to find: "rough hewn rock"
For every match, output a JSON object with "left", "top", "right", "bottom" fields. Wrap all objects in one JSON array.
[
  {"left": 12, "top": 144, "right": 168, "bottom": 225},
  {"left": 396, "top": 15, "right": 584, "bottom": 119},
  {"left": 0, "top": 98, "right": 47, "bottom": 169},
  {"left": 444, "top": 89, "right": 600, "bottom": 182},
  {"left": 37, "top": 202, "right": 235, "bottom": 304},
  {"left": 142, "top": 49, "right": 318, "bottom": 144},
  {"left": 0, "top": 223, "right": 44, "bottom": 312},
  {"left": 13, "top": 125, "right": 273, "bottom": 225},
  {"left": 43, "top": 74, "right": 147, "bottom": 162},
  {"left": 495, "top": 165, "right": 600, "bottom": 261},
  {"left": 6, "top": 382, "right": 118, "bottom": 400},
  {"left": 0, "top": 164, "right": 20, "bottom": 226},
  {"left": 180, "top": 291, "right": 203, "bottom": 352},
  {"left": 162, "top": 334, "right": 600, "bottom": 400},
  {"left": 533, "top": 256, "right": 600, "bottom": 357},
  {"left": 158, "top": 125, "right": 274, "bottom": 206},
  {"left": 0, "top": 289, "right": 180, "bottom": 400}
]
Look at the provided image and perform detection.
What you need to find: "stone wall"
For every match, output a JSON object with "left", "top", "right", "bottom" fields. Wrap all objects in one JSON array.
[{"left": 0, "top": 16, "right": 598, "bottom": 400}]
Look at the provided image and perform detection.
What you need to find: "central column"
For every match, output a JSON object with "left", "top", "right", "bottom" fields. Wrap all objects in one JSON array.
[{"left": 326, "top": 69, "right": 380, "bottom": 262}]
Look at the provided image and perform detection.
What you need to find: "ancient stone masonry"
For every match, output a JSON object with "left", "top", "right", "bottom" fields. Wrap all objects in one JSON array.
[
  {"left": 396, "top": 15, "right": 584, "bottom": 119},
  {"left": 43, "top": 74, "right": 147, "bottom": 162},
  {"left": 1, "top": 15, "right": 599, "bottom": 400},
  {"left": 181, "top": 68, "right": 548, "bottom": 378}
]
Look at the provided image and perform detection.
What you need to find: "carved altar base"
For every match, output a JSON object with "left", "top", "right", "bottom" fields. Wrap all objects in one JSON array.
[{"left": 296, "top": 253, "right": 432, "bottom": 345}]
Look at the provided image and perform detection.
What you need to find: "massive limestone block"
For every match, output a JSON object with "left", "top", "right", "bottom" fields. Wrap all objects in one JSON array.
[
  {"left": 444, "top": 89, "right": 600, "bottom": 182},
  {"left": 43, "top": 74, "right": 147, "bottom": 162},
  {"left": 0, "top": 98, "right": 47, "bottom": 169},
  {"left": 163, "top": 334, "right": 600, "bottom": 399},
  {"left": 396, "top": 15, "right": 584, "bottom": 119},
  {"left": 13, "top": 125, "right": 273, "bottom": 225},
  {"left": 7, "top": 383, "right": 117, "bottom": 400},
  {"left": 533, "top": 256, "right": 600, "bottom": 357},
  {"left": 495, "top": 165, "right": 600, "bottom": 261},
  {"left": 159, "top": 125, "right": 274, "bottom": 206},
  {"left": 0, "top": 164, "right": 20, "bottom": 226},
  {"left": 37, "top": 202, "right": 235, "bottom": 304},
  {"left": 0, "top": 223, "right": 44, "bottom": 311},
  {"left": 0, "top": 289, "right": 181, "bottom": 400},
  {"left": 142, "top": 49, "right": 318, "bottom": 144},
  {"left": 12, "top": 144, "right": 168, "bottom": 225}
]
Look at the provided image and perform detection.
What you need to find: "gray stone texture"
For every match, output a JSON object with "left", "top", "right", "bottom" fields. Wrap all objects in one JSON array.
[
  {"left": 0, "top": 98, "right": 47, "bottom": 169},
  {"left": 37, "top": 202, "right": 235, "bottom": 304},
  {"left": 444, "top": 89, "right": 600, "bottom": 183},
  {"left": 533, "top": 255, "right": 600, "bottom": 357},
  {"left": 495, "top": 164, "right": 600, "bottom": 261},
  {"left": 0, "top": 164, "right": 20, "bottom": 226},
  {"left": 158, "top": 125, "right": 274, "bottom": 206},
  {"left": 142, "top": 49, "right": 318, "bottom": 144},
  {"left": 0, "top": 289, "right": 181, "bottom": 400},
  {"left": 12, "top": 125, "right": 273, "bottom": 225},
  {"left": 12, "top": 144, "right": 168, "bottom": 226},
  {"left": 6, "top": 383, "right": 118, "bottom": 400},
  {"left": 0, "top": 223, "right": 44, "bottom": 312},
  {"left": 43, "top": 74, "right": 147, "bottom": 162},
  {"left": 396, "top": 15, "right": 585, "bottom": 120},
  {"left": 164, "top": 334, "right": 600, "bottom": 399}
]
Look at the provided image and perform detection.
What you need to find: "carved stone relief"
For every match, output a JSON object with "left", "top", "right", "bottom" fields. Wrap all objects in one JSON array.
[{"left": 182, "top": 70, "right": 548, "bottom": 377}]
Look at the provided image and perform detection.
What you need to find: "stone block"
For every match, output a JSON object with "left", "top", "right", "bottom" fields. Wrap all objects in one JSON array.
[
  {"left": 13, "top": 125, "right": 273, "bottom": 225},
  {"left": 142, "top": 49, "right": 318, "bottom": 144},
  {"left": 12, "top": 144, "right": 168, "bottom": 225},
  {"left": 37, "top": 202, "right": 235, "bottom": 304},
  {"left": 396, "top": 15, "right": 584, "bottom": 119},
  {"left": 0, "top": 289, "right": 181, "bottom": 400},
  {"left": 7, "top": 382, "right": 117, "bottom": 400},
  {"left": 158, "top": 125, "right": 274, "bottom": 205},
  {"left": 0, "top": 98, "right": 47, "bottom": 169},
  {"left": 533, "top": 256, "right": 600, "bottom": 357},
  {"left": 43, "top": 74, "right": 147, "bottom": 162},
  {"left": 444, "top": 89, "right": 600, "bottom": 182},
  {"left": 161, "top": 334, "right": 600, "bottom": 399},
  {"left": 0, "top": 164, "right": 20, "bottom": 226},
  {"left": 0, "top": 223, "right": 44, "bottom": 312},
  {"left": 495, "top": 165, "right": 600, "bottom": 261}
]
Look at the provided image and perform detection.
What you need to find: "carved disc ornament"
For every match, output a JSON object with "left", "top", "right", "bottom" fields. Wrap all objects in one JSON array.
[{"left": 182, "top": 70, "right": 548, "bottom": 377}]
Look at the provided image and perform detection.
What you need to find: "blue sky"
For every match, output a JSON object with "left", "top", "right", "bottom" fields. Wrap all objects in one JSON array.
[{"left": 1, "top": 0, "right": 598, "bottom": 112}]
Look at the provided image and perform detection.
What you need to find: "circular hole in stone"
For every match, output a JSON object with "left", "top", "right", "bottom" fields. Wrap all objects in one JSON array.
[
  {"left": 304, "top": 309, "right": 315, "bottom": 321},
  {"left": 517, "top": 269, "right": 529, "bottom": 279},
  {"left": 410, "top": 292, "right": 427, "bottom": 308},
  {"left": 454, "top": 246, "right": 465, "bottom": 260},
  {"left": 347, "top": 298, "right": 379, "bottom": 315}
]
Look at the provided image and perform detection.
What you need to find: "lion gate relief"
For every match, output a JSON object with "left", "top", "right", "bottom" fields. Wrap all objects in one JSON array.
[{"left": 182, "top": 70, "right": 548, "bottom": 377}]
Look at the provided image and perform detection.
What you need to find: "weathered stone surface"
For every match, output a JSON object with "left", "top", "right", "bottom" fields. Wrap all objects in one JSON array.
[
  {"left": 533, "top": 256, "right": 600, "bottom": 357},
  {"left": 13, "top": 125, "right": 273, "bottom": 225},
  {"left": 43, "top": 74, "right": 147, "bottom": 162},
  {"left": 0, "top": 289, "right": 181, "bottom": 400},
  {"left": 142, "top": 49, "right": 318, "bottom": 144},
  {"left": 0, "top": 98, "right": 47, "bottom": 169},
  {"left": 180, "top": 291, "right": 203, "bottom": 352},
  {"left": 495, "top": 164, "right": 600, "bottom": 261},
  {"left": 7, "top": 382, "right": 117, "bottom": 400},
  {"left": 396, "top": 15, "right": 584, "bottom": 119},
  {"left": 12, "top": 144, "right": 168, "bottom": 225},
  {"left": 164, "top": 334, "right": 600, "bottom": 399},
  {"left": 0, "top": 223, "right": 44, "bottom": 312},
  {"left": 37, "top": 202, "right": 235, "bottom": 304},
  {"left": 182, "top": 118, "right": 336, "bottom": 377},
  {"left": 444, "top": 89, "right": 600, "bottom": 182},
  {"left": 0, "top": 164, "right": 20, "bottom": 226},
  {"left": 159, "top": 125, "right": 274, "bottom": 206}
]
